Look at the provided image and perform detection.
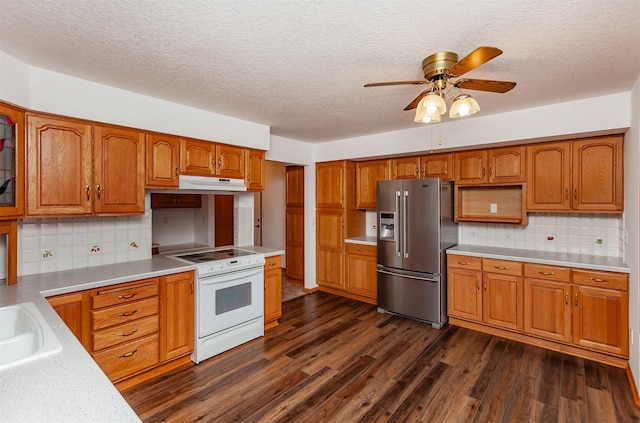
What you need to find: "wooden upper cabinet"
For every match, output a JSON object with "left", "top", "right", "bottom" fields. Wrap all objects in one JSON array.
[
  {"left": 488, "top": 146, "right": 525, "bottom": 183},
  {"left": 455, "top": 150, "right": 488, "bottom": 185},
  {"left": 527, "top": 136, "right": 623, "bottom": 213},
  {"left": 286, "top": 165, "right": 304, "bottom": 207},
  {"left": 572, "top": 136, "right": 623, "bottom": 212},
  {"left": 420, "top": 153, "right": 454, "bottom": 180},
  {"left": 93, "top": 124, "right": 145, "bottom": 215},
  {"left": 356, "top": 159, "right": 389, "bottom": 209},
  {"left": 527, "top": 141, "right": 571, "bottom": 211},
  {"left": 0, "top": 102, "right": 25, "bottom": 219},
  {"left": 391, "top": 156, "right": 420, "bottom": 179},
  {"left": 316, "top": 160, "right": 346, "bottom": 208},
  {"left": 26, "top": 113, "right": 93, "bottom": 216},
  {"left": 146, "top": 133, "right": 180, "bottom": 188},
  {"left": 216, "top": 144, "right": 245, "bottom": 179},
  {"left": 245, "top": 149, "right": 265, "bottom": 191},
  {"left": 180, "top": 138, "right": 215, "bottom": 176}
]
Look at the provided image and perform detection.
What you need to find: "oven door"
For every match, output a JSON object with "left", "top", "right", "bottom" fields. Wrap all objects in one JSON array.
[{"left": 197, "top": 266, "right": 264, "bottom": 338}]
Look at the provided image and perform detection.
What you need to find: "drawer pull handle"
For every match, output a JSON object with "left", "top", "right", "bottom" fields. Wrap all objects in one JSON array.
[
  {"left": 358, "top": 249, "right": 364, "bottom": 253},
  {"left": 538, "top": 271, "right": 555, "bottom": 276},
  {"left": 458, "top": 261, "right": 470, "bottom": 265},
  {"left": 118, "top": 310, "right": 138, "bottom": 317},
  {"left": 495, "top": 266, "right": 509, "bottom": 270},
  {"left": 118, "top": 329, "right": 138, "bottom": 337},
  {"left": 590, "top": 277, "right": 608, "bottom": 283},
  {"left": 268, "top": 262, "right": 276, "bottom": 267},
  {"left": 118, "top": 293, "right": 137, "bottom": 299},
  {"left": 118, "top": 349, "right": 138, "bottom": 358}
]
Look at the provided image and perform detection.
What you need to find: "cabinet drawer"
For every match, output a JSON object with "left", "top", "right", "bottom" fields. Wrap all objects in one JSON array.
[
  {"left": 448, "top": 255, "right": 482, "bottom": 271},
  {"left": 92, "top": 334, "right": 159, "bottom": 382},
  {"left": 92, "top": 297, "right": 158, "bottom": 330},
  {"left": 345, "top": 243, "right": 376, "bottom": 257},
  {"left": 92, "top": 279, "right": 159, "bottom": 309},
  {"left": 483, "top": 258, "right": 522, "bottom": 276},
  {"left": 92, "top": 315, "right": 159, "bottom": 351},
  {"left": 572, "top": 269, "right": 628, "bottom": 291},
  {"left": 524, "top": 263, "right": 571, "bottom": 282},
  {"left": 265, "top": 255, "right": 282, "bottom": 270}
]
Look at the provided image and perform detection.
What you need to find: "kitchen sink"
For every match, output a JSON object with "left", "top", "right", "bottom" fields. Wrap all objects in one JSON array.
[{"left": 0, "top": 302, "right": 63, "bottom": 371}]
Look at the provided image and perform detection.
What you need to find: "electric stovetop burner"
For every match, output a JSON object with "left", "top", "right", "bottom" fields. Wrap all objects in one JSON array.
[{"left": 176, "top": 248, "right": 255, "bottom": 263}]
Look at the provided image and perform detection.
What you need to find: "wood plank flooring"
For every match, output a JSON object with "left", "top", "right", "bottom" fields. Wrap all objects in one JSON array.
[{"left": 122, "top": 292, "right": 640, "bottom": 422}]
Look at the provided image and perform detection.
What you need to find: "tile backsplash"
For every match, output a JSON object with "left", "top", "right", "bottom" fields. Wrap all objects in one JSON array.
[{"left": 459, "top": 214, "right": 624, "bottom": 257}]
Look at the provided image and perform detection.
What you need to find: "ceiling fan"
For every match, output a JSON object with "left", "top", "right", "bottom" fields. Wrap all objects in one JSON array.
[{"left": 364, "top": 46, "right": 516, "bottom": 122}]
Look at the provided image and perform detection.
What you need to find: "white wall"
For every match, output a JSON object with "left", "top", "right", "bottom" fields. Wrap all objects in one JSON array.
[
  {"left": 625, "top": 75, "right": 640, "bottom": 392},
  {"left": 261, "top": 162, "right": 287, "bottom": 267},
  {"left": 0, "top": 52, "right": 29, "bottom": 105},
  {"left": 314, "top": 93, "right": 631, "bottom": 162}
]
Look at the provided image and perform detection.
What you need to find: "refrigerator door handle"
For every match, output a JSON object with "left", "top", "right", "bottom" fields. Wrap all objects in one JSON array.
[
  {"left": 377, "top": 268, "right": 438, "bottom": 283},
  {"left": 403, "top": 190, "right": 409, "bottom": 259},
  {"left": 395, "top": 191, "right": 401, "bottom": 258}
]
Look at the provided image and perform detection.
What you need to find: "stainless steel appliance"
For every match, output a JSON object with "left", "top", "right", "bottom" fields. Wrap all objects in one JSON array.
[
  {"left": 169, "top": 247, "right": 265, "bottom": 364},
  {"left": 377, "top": 178, "right": 457, "bottom": 328}
]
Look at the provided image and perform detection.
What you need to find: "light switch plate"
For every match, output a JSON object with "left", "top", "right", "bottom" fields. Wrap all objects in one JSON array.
[{"left": 490, "top": 203, "right": 498, "bottom": 213}]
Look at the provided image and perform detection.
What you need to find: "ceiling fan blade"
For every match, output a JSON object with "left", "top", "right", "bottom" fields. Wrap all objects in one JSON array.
[
  {"left": 403, "top": 91, "right": 430, "bottom": 111},
  {"left": 364, "top": 80, "right": 429, "bottom": 87},
  {"left": 454, "top": 78, "right": 516, "bottom": 93},
  {"left": 448, "top": 46, "right": 503, "bottom": 77}
]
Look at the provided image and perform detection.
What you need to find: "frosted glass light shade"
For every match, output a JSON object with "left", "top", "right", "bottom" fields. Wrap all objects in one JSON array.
[
  {"left": 414, "top": 93, "right": 446, "bottom": 123},
  {"left": 449, "top": 94, "right": 480, "bottom": 118}
]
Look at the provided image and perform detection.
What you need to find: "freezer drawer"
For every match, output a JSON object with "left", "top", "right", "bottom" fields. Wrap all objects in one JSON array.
[{"left": 377, "top": 267, "right": 446, "bottom": 328}]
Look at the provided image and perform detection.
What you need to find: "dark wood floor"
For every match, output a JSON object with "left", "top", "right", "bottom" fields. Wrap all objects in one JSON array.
[{"left": 122, "top": 292, "right": 640, "bottom": 422}]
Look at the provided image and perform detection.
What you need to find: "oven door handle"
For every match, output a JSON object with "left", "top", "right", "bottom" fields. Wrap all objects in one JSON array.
[{"left": 198, "top": 267, "right": 264, "bottom": 285}]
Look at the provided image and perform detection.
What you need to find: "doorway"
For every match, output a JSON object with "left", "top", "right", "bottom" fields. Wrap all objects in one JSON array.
[{"left": 214, "top": 195, "right": 234, "bottom": 246}]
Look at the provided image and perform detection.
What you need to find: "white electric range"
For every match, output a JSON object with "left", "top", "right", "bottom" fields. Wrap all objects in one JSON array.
[{"left": 169, "top": 247, "right": 266, "bottom": 364}]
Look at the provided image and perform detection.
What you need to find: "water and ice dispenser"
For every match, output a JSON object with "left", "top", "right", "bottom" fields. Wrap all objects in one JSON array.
[{"left": 378, "top": 212, "right": 396, "bottom": 241}]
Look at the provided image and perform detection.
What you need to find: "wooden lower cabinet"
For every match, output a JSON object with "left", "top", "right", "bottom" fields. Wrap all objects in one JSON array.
[
  {"left": 448, "top": 255, "right": 629, "bottom": 367},
  {"left": 264, "top": 255, "right": 283, "bottom": 330},
  {"left": 47, "top": 271, "right": 195, "bottom": 390},
  {"left": 345, "top": 243, "right": 377, "bottom": 300}
]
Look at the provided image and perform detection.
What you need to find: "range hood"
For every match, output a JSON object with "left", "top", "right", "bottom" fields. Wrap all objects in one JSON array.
[{"left": 177, "top": 175, "right": 247, "bottom": 192}]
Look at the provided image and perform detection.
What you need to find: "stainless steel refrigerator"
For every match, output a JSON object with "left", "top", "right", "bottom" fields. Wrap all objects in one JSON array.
[{"left": 377, "top": 178, "right": 458, "bottom": 328}]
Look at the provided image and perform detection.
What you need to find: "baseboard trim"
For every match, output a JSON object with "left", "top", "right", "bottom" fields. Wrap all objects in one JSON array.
[{"left": 626, "top": 364, "right": 640, "bottom": 407}]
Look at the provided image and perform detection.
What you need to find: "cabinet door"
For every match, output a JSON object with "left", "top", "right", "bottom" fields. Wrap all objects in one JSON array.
[
  {"left": 488, "top": 146, "right": 525, "bottom": 183},
  {"left": 447, "top": 267, "right": 482, "bottom": 321},
  {"left": 47, "top": 291, "right": 91, "bottom": 350},
  {"left": 572, "top": 285, "right": 628, "bottom": 356},
  {"left": 245, "top": 149, "right": 265, "bottom": 191},
  {"left": 420, "top": 153, "right": 453, "bottom": 180},
  {"left": 316, "top": 161, "right": 345, "bottom": 208},
  {"left": 356, "top": 159, "right": 389, "bottom": 209},
  {"left": 455, "top": 150, "right": 488, "bottom": 185},
  {"left": 526, "top": 141, "right": 571, "bottom": 211},
  {"left": 26, "top": 114, "right": 93, "bottom": 216},
  {"left": 160, "top": 272, "right": 194, "bottom": 362},
  {"left": 482, "top": 273, "right": 523, "bottom": 331},
  {"left": 146, "top": 134, "right": 180, "bottom": 188},
  {"left": 180, "top": 138, "right": 216, "bottom": 176},
  {"left": 264, "top": 256, "right": 282, "bottom": 328},
  {"left": 316, "top": 210, "right": 344, "bottom": 289},
  {"left": 0, "top": 103, "right": 25, "bottom": 218},
  {"left": 93, "top": 125, "right": 145, "bottom": 214},
  {"left": 216, "top": 144, "right": 245, "bottom": 179},
  {"left": 391, "top": 156, "right": 420, "bottom": 180},
  {"left": 345, "top": 251, "right": 377, "bottom": 298},
  {"left": 523, "top": 278, "right": 571, "bottom": 342},
  {"left": 572, "top": 136, "right": 623, "bottom": 212},
  {"left": 286, "top": 166, "right": 304, "bottom": 207},
  {"left": 285, "top": 208, "right": 305, "bottom": 282}
]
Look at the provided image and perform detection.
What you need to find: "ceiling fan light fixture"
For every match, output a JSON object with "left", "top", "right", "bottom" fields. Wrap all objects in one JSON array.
[
  {"left": 449, "top": 94, "right": 480, "bottom": 119},
  {"left": 414, "top": 92, "right": 446, "bottom": 123}
]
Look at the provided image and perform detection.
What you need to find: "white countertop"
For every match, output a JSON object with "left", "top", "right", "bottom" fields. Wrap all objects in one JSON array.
[
  {"left": 0, "top": 244, "right": 284, "bottom": 423},
  {"left": 447, "top": 245, "right": 629, "bottom": 273},
  {"left": 345, "top": 236, "right": 377, "bottom": 246}
]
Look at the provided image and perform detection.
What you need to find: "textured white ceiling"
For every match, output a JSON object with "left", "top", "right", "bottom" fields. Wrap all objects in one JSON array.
[{"left": 0, "top": 0, "right": 639, "bottom": 143}]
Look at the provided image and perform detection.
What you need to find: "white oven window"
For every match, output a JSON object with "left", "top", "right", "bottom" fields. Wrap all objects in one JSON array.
[{"left": 215, "top": 282, "right": 252, "bottom": 315}]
